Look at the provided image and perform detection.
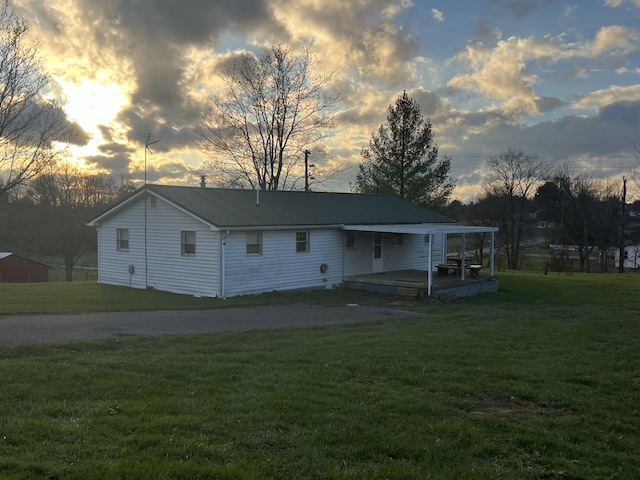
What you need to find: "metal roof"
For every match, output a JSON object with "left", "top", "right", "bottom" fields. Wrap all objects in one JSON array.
[{"left": 92, "top": 185, "right": 456, "bottom": 228}]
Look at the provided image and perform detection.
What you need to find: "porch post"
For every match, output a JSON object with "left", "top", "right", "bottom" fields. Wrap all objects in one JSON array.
[
  {"left": 427, "top": 233, "right": 433, "bottom": 296},
  {"left": 461, "top": 233, "right": 466, "bottom": 280},
  {"left": 489, "top": 231, "right": 495, "bottom": 276}
]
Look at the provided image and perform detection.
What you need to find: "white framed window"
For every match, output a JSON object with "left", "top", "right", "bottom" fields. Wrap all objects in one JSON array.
[
  {"left": 392, "top": 233, "right": 404, "bottom": 247},
  {"left": 346, "top": 231, "right": 357, "bottom": 249},
  {"left": 117, "top": 228, "right": 129, "bottom": 251},
  {"left": 246, "top": 231, "right": 262, "bottom": 255},
  {"left": 181, "top": 231, "right": 196, "bottom": 255},
  {"left": 296, "top": 231, "right": 309, "bottom": 253}
]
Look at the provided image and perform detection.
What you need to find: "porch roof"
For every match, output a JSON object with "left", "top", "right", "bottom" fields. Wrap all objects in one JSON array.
[{"left": 343, "top": 224, "right": 499, "bottom": 235}]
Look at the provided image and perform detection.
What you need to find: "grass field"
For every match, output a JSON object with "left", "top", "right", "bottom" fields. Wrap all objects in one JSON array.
[{"left": 1, "top": 272, "right": 639, "bottom": 479}]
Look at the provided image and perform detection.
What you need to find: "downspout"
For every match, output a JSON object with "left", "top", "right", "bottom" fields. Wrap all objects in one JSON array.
[{"left": 221, "top": 230, "right": 230, "bottom": 298}]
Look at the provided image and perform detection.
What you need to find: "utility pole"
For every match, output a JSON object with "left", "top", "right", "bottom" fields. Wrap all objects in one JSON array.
[
  {"left": 619, "top": 176, "right": 627, "bottom": 273},
  {"left": 304, "top": 149, "right": 312, "bottom": 191}
]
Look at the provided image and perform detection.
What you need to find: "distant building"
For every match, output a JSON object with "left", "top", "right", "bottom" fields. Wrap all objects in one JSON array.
[
  {"left": 608, "top": 245, "right": 640, "bottom": 270},
  {"left": 0, "top": 253, "right": 49, "bottom": 283}
]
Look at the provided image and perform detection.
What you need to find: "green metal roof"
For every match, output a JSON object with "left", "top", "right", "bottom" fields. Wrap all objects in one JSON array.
[{"left": 98, "top": 184, "right": 456, "bottom": 228}]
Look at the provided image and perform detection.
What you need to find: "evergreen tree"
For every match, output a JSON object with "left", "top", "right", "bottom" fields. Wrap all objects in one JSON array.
[{"left": 354, "top": 91, "right": 454, "bottom": 211}]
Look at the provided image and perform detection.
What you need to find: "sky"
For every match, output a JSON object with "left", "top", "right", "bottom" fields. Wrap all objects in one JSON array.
[{"left": 12, "top": 0, "right": 640, "bottom": 202}]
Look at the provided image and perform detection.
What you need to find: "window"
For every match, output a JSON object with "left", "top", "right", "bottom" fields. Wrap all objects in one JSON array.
[
  {"left": 346, "top": 231, "right": 357, "bottom": 249},
  {"left": 424, "top": 235, "right": 431, "bottom": 244},
  {"left": 181, "top": 231, "right": 196, "bottom": 255},
  {"left": 296, "top": 231, "right": 309, "bottom": 253},
  {"left": 117, "top": 228, "right": 129, "bottom": 251},
  {"left": 246, "top": 232, "right": 262, "bottom": 255},
  {"left": 392, "top": 233, "right": 404, "bottom": 247}
]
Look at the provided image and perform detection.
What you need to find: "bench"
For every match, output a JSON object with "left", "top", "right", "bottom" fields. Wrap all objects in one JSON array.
[
  {"left": 437, "top": 264, "right": 460, "bottom": 277},
  {"left": 467, "top": 264, "right": 482, "bottom": 278}
]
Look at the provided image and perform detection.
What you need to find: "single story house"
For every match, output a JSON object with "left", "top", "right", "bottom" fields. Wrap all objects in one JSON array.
[
  {"left": 0, "top": 253, "right": 49, "bottom": 283},
  {"left": 87, "top": 185, "right": 498, "bottom": 298}
]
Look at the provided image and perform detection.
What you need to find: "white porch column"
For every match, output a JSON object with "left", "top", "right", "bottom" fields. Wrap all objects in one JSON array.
[
  {"left": 461, "top": 234, "right": 466, "bottom": 280},
  {"left": 489, "top": 231, "right": 495, "bottom": 276},
  {"left": 427, "top": 233, "right": 433, "bottom": 297}
]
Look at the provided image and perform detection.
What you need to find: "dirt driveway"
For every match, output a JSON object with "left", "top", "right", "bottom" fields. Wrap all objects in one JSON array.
[{"left": 0, "top": 304, "right": 417, "bottom": 346}]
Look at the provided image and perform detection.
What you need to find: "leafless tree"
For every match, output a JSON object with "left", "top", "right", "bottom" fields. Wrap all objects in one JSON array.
[
  {"left": 199, "top": 44, "right": 342, "bottom": 190},
  {"left": 29, "top": 163, "right": 119, "bottom": 281},
  {"left": 483, "top": 148, "right": 551, "bottom": 269},
  {"left": 0, "top": 1, "right": 72, "bottom": 196}
]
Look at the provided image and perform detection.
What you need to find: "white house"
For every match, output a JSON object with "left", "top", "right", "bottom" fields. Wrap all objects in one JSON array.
[
  {"left": 609, "top": 245, "right": 640, "bottom": 270},
  {"left": 87, "top": 185, "right": 498, "bottom": 298}
]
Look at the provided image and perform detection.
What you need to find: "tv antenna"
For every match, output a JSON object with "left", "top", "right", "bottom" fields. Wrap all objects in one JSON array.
[{"left": 144, "top": 133, "right": 160, "bottom": 185}]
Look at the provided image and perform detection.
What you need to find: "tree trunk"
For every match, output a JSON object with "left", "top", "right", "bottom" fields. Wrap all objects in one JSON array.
[{"left": 64, "top": 257, "right": 74, "bottom": 282}]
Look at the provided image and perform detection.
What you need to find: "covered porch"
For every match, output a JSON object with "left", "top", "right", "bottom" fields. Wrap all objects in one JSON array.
[
  {"left": 343, "top": 268, "right": 498, "bottom": 300},
  {"left": 341, "top": 223, "right": 499, "bottom": 299}
]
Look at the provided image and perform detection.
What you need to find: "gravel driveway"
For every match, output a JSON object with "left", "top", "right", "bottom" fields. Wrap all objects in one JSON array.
[{"left": 0, "top": 304, "right": 417, "bottom": 346}]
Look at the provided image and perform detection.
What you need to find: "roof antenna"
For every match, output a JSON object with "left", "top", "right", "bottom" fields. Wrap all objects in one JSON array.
[
  {"left": 143, "top": 133, "right": 158, "bottom": 291},
  {"left": 144, "top": 134, "right": 159, "bottom": 185}
]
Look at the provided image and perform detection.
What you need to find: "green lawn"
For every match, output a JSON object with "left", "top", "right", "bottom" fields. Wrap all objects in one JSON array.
[{"left": 1, "top": 272, "right": 639, "bottom": 479}]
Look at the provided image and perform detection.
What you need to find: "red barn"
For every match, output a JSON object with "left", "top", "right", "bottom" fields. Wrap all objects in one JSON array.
[{"left": 0, "top": 253, "right": 49, "bottom": 283}]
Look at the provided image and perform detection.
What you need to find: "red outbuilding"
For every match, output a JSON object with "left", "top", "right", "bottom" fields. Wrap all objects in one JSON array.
[{"left": 0, "top": 253, "right": 49, "bottom": 283}]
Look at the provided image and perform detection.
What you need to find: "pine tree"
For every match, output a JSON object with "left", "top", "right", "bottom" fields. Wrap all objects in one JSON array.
[{"left": 355, "top": 91, "right": 454, "bottom": 211}]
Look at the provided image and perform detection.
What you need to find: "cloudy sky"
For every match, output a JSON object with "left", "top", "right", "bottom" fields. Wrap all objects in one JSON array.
[{"left": 13, "top": 0, "right": 640, "bottom": 201}]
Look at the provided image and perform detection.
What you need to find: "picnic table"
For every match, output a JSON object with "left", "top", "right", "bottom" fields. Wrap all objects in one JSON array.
[{"left": 437, "top": 264, "right": 460, "bottom": 277}]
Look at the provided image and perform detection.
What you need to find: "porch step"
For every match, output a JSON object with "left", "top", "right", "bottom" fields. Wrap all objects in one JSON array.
[{"left": 395, "top": 286, "right": 424, "bottom": 300}]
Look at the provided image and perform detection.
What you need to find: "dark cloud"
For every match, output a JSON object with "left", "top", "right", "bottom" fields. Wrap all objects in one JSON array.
[
  {"left": 473, "top": 18, "right": 502, "bottom": 43},
  {"left": 98, "top": 142, "right": 135, "bottom": 155},
  {"left": 407, "top": 88, "right": 448, "bottom": 117},
  {"left": 85, "top": 153, "right": 131, "bottom": 173},
  {"left": 486, "top": 0, "right": 557, "bottom": 20},
  {"left": 143, "top": 161, "right": 193, "bottom": 184},
  {"left": 453, "top": 100, "right": 640, "bottom": 161},
  {"left": 535, "top": 96, "right": 566, "bottom": 113}
]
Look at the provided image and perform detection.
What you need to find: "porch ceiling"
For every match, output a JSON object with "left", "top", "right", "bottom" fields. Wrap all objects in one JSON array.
[{"left": 343, "top": 224, "right": 498, "bottom": 235}]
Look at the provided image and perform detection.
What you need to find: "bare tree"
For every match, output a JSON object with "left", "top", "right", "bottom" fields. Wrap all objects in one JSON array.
[
  {"left": 29, "top": 163, "right": 119, "bottom": 281},
  {"left": 483, "top": 148, "right": 550, "bottom": 269},
  {"left": 199, "top": 44, "right": 341, "bottom": 190},
  {"left": 0, "top": 1, "right": 72, "bottom": 196}
]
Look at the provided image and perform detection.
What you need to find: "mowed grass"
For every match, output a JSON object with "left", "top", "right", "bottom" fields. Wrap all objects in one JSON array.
[{"left": 0, "top": 272, "right": 639, "bottom": 479}]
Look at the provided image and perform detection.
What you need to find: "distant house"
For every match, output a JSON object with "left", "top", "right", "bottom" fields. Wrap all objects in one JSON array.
[
  {"left": 609, "top": 245, "right": 640, "bottom": 270},
  {"left": 87, "top": 185, "right": 498, "bottom": 298},
  {"left": 0, "top": 253, "right": 49, "bottom": 283}
]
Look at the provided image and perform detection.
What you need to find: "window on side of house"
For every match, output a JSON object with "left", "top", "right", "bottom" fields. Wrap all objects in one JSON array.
[
  {"left": 392, "top": 233, "right": 404, "bottom": 247},
  {"left": 117, "top": 228, "right": 129, "bottom": 251},
  {"left": 246, "top": 231, "right": 262, "bottom": 255},
  {"left": 346, "top": 231, "right": 357, "bottom": 249},
  {"left": 181, "top": 231, "right": 196, "bottom": 255},
  {"left": 296, "top": 231, "right": 309, "bottom": 253}
]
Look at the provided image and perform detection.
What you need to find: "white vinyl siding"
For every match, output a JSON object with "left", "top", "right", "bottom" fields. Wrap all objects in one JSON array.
[
  {"left": 95, "top": 195, "right": 219, "bottom": 297},
  {"left": 223, "top": 228, "right": 343, "bottom": 297},
  {"left": 346, "top": 231, "right": 357, "bottom": 249},
  {"left": 343, "top": 231, "right": 445, "bottom": 275}
]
